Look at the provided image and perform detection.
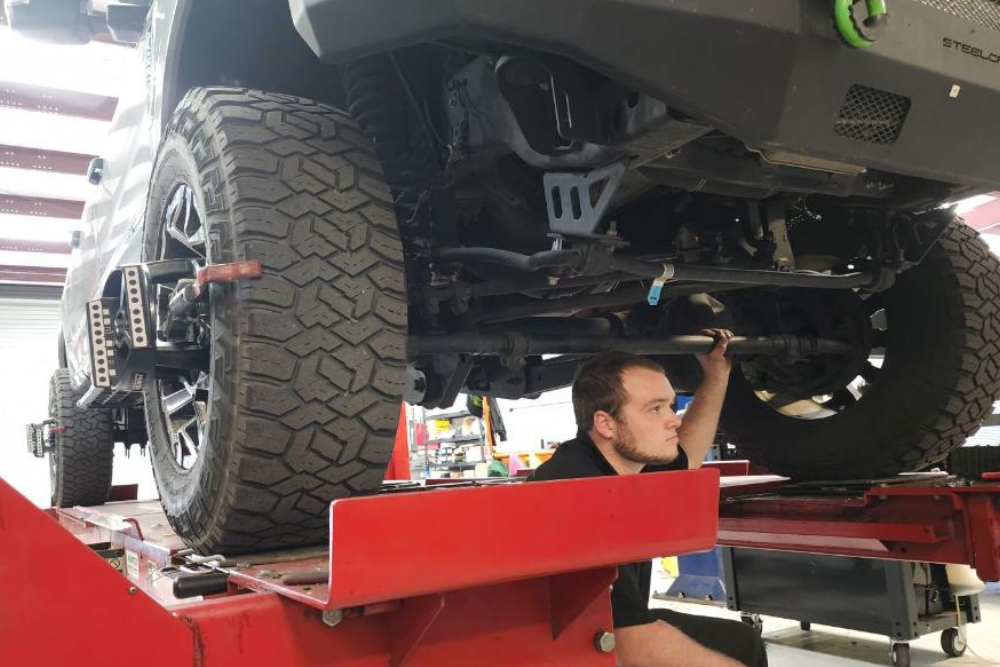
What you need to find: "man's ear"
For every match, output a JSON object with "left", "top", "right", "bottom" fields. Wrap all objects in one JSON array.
[{"left": 592, "top": 410, "right": 616, "bottom": 440}]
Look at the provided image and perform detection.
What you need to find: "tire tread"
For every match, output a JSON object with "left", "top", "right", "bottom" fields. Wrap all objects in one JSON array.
[
  {"left": 49, "top": 369, "right": 114, "bottom": 507},
  {"left": 146, "top": 88, "right": 406, "bottom": 553}
]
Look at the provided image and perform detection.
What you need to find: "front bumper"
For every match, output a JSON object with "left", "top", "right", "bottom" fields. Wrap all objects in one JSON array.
[{"left": 290, "top": 0, "right": 1000, "bottom": 190}]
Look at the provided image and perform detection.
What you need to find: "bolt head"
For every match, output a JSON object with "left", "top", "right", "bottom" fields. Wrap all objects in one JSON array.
[{"left": 594, "top": 630, "right": 616, "bottom": 653}]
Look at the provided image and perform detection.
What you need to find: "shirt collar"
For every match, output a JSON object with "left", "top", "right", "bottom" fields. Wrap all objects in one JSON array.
[{"left": 576, "top": 430, "right": 619, "bottom": 476}]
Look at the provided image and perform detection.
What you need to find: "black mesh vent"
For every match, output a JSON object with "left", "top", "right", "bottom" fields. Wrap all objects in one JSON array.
[
  {"left": 834, "top": 85, "right": 911, "bottom": 145},
  {"left": 913, "top": 0, "right": 1000, "bottom": 32}
]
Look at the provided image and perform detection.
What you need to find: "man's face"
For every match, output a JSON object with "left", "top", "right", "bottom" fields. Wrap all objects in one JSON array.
[{"left": 609, "top": 367, "right": 683, "bottom": 465}]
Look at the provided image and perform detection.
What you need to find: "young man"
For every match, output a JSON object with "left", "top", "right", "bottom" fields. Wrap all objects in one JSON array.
[{"left": 528, "top": 332, "right": 767, "bottom": 667}]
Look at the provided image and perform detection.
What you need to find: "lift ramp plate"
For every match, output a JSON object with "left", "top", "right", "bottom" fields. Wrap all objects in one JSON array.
[
  {"left": 717, "top": 475, "right": 1000, "bottom": 582},
  {"left": 226, "top": 469, "right": 720, "bottom": 609}
]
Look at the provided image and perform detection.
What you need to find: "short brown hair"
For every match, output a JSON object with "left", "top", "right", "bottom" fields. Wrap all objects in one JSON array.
[{"left": 572, "top": 352, "right": 666, "bottom": 432}]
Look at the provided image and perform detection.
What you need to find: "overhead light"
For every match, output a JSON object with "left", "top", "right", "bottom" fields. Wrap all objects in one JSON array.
[
  {"left": 0, "top": 167, "right": 90, "bottom": 201},
  {"left": 0, "top": 249, "right": 70, "bottom": 268},
  {"left": 0, "top": 214, "right": 83, "bottom": 242}
]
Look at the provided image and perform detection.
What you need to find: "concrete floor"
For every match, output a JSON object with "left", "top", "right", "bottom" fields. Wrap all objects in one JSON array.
[{"left": 651, "top": 582, "right": 1000, "bottom": 666}]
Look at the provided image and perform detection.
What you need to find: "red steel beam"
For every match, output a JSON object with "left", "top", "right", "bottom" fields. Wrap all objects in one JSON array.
[
  {"left": 961, "top": 195, "right": 1000, "bottom": 233},
  {"left": 0, "top": 194, "right": 84, "bottom": 219},
  {"left": 0, "top": 80, "right": 117, "bottom": 121},
  {"left": 0, "top": 265, "right": 67, "bottom": 283},
  {"left": 0, "top": 144, "right": 94, "bottom": 175},
  {"left": 0, "top": 237, "right": 72, "bottom": 254}
]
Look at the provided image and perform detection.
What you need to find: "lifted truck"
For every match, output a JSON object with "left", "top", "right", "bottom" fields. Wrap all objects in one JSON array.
[{"left": 7, "top": 0, "right": 1000, "bottom": 553}]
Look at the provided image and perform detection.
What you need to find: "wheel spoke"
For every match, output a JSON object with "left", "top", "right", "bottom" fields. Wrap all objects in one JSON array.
[
  {"left": 860, "top": 361, "right": 881, "bottom": 384},
  {"left": 828, "top": 387, "right": 858, "bottom": 410},
  {"left": 793, "top": 399, "right": 838, "bottom": 419},
  {"left": 164, "top": 185, "right": 206, "bottom": 259},
  {"left": 179, "top": 416, "right": 200, "bottom": 448},
  {"left": 166, "top": 221, "right": 206, "bottom": 258},
  {"left": 165, "top": 186, "right": 185, "bottom": 230},
  {"left": 162, "top": 384, "right": 197, "bottom": 417},
  {"left": 871, "top": 329, "right": 889, "bottom": 348},
  {"left": 764, "top": 392, "right": 802, "bottom": 410},
  {"left": 762, "top": 392, "right": 838, "bottom": 419},
  {"left": 174, "top": 417, "right": 200, "bottom": 469},
  {"left": 183, "top": 184, "right": 194, "bottom": 235}
]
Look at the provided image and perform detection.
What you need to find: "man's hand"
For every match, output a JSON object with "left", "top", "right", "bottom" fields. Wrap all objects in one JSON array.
[
  {"left": 695, "top": 328, "right": 734, "bottom": 381},
  {"left": 678, "top": 328, "right": 735, "bottom": 469}
]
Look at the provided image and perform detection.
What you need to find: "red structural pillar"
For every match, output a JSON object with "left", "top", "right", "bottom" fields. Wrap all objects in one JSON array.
[{"left": 384, "top": 403, "right": 411, "bottom": 481}]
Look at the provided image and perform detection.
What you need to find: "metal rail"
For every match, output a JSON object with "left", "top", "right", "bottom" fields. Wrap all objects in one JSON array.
[{"left": 409, "top": 333, "right": 855, "bottom": 358}]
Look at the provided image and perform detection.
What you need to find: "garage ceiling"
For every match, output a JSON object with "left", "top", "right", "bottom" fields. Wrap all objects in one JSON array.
[{"left": 0, "top": 6, "right": 124, "bottom": 289}]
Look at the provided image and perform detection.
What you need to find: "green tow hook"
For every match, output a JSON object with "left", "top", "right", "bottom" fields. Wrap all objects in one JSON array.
[{"left": 834, "top": 0, "right": 888, "bottom": 49}]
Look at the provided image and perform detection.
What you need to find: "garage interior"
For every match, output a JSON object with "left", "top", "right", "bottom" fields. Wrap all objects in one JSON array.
[{"left": 2, "top": 2, "right": 1000, "bottom": 667}]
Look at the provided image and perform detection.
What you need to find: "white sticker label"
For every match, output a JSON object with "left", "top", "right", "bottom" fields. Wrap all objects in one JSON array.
[{"left": 125, "top": 550, "right": 140, "bottom": 582}]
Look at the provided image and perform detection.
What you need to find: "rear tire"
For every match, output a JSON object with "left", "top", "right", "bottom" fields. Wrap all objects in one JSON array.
[
  {"left": 722, "top": 221, "right": 1000, "bottom": 480},
  {"left": 143, "top": 88, "right": 408, "bottom": 554},
  {"left": 48, "top": 369, "right": 114, "bottom": 507}
]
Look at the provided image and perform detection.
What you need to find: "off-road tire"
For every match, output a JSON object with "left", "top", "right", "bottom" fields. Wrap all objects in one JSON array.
[
  {"left": 48, "top": 369, "right": 114, "bottom": 506},
  {"left": 722, "top": 221, "right": 1000, "bottom": 480},
  {"left": 143, "top": 88, "right": 407, "bottom": 554}
]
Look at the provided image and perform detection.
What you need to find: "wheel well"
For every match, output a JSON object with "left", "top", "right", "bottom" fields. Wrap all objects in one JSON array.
[{"left": 165, "top": 0, "right": 346, "bottom": 123}]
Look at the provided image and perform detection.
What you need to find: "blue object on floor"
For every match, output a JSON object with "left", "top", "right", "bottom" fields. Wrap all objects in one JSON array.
[{"left": 665, "top": 548, "right": 727, "bottom": 602}]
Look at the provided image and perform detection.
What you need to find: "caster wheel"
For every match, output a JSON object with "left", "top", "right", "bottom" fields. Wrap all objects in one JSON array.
[
  {"left": 891, "top": 642, "right": 911, "bottom": 667},
  {"left": 800, "top": 621, "right": 812, "bottom": 631},
  {"left": 740, "top": 613, "right": 763, "bottom": 635},
  {"left": 941, "top": 628, "right": 967, "bottom": 658}
]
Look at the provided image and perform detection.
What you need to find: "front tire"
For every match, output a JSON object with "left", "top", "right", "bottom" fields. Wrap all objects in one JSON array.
[
  {"left": 143, "top": 88, "right": 408, "bottom": 554},
  {"left": 48, "top": 369, "right": 114, "bottom": 506},
  {"left": 722, "top": 221, "right": 1000, "bottom": 480}
]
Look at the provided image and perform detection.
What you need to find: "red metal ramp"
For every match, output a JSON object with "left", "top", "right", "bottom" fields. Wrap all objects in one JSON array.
[{"left": 0, "top": 469, "right": 720, "bottom": 667}]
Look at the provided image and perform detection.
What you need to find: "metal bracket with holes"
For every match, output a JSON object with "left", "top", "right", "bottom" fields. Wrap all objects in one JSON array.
[
  {"left": 543, "top": 161, "right": 626, "bottom": 237},
  {"left": 87, "top": 299, "right": 118, "bottom": 389},
  {"left": 122, "top": 265, "right": 151, "bottom": 349}
]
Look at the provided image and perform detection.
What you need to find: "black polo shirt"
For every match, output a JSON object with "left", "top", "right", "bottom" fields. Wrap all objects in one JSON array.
[{"left": 526, "top": 433, "right": 689, "bottom": 627}]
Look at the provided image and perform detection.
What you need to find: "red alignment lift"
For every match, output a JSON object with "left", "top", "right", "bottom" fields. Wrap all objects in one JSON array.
[
  {"left": 3, "top": 467, "right": 999, "bottom": 667},
  {"left": 0, "top": 470, "right": 719, "bottom": 667}
]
